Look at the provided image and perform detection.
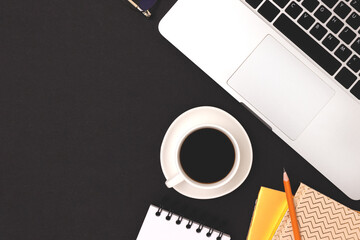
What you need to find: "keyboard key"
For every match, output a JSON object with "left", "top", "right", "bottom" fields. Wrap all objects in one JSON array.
[
  {"left": 335, "top": 67, "right": 357, "bottom": 88},
  {"left": 310, "top": 23, "right": 328, "bottom": 40},
  {"left": 334, "top": 2, "right": 352, "bottom": 18},
  {"left": 351, "top": 81, "right": 360, "bottom": 100},
  {"left": 314, "top": 5, "right": 332, "bottom": 22},
  {"left": 346, "top": 12, "right": 360, "bottom": 30},
  {"left": 335, "top": 44, "right": 352, "bottom": 61},
  {"left": 326, "top": 16, "right": 345, "bottom": 33},
  {"left": 247, "top": 0, "right": 264, "bottom": 8},
  {"left": 259, "top": 1, "right": 281, "bottom": 21},
  {"left": 323, "top": 0, "right": 339, "bottom": 8},
  {"left": 339, "top": 27, "right": 356, "bottom": 43},
  {"left": 274, "top": 0, "right": 290, "bottom": 8},
  {"left": 274, "top": 14, "right": 341, "bottom": 75},
  {"left": 298, "top": 12, "right": 316, "bottom": 29},
  {"left": 323, "top": 33, "right": 340, "bottom": 50},
  {"left": 347, "top": 55, "right": 360, "bottom": 72},
  {"left": 350, "top": 0, "right": 360, "bottom": 11},
  {"left": 302, "top": 0, "right": 320, "bottom": 11},
  {"left": 286, "top": 2, "right": 303, "bottom": 18},
  {"left": 351, "top": 38, "right": 360, "bottom": 54}
]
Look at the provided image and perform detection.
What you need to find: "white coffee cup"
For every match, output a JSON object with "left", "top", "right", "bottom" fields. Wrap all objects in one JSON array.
[{"left": 165, "top": 124, "right": 241, "bottom": 189}]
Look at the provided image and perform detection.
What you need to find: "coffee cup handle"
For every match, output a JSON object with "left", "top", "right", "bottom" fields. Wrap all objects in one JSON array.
[{"left": 165, "top": 174, "right": 184, "bottom": 188}]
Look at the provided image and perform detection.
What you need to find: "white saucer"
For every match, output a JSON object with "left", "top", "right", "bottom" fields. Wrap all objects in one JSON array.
[{"left": 160, "top": 106, "right": 253, "bottom": 199}]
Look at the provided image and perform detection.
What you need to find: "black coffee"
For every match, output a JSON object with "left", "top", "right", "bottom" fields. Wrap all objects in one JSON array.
[{"left": 179, "top": 128, "right": 235, "bottom": 184}]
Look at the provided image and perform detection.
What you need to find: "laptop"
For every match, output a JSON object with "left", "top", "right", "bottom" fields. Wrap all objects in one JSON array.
[{"left": 159, "top": 0, "right": 360, "bottom": 200}]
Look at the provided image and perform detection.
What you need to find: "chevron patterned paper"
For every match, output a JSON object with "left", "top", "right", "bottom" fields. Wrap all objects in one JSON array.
[{"left": 273, "top": 183, "right": 360, "bottom": 240}]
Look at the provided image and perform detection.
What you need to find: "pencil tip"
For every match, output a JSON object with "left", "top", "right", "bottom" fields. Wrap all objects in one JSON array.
[
  {"left": 283, "top": 168, "right": 286, "bottom": 173},
  {"left": 283, "top": 170, "right": 289, "bottom": 181}
]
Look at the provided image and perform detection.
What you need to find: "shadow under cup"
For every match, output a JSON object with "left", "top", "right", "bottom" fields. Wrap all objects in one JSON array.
[{"left": 179, "top": 127, "right": 237, "bottom": 185}]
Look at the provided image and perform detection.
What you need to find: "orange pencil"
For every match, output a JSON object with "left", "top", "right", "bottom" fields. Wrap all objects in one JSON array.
[{"left": 283, "top": 169, "right": 301, "bottom": 240}]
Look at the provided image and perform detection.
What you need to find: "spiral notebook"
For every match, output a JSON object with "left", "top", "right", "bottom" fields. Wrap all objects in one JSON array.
[{"left": 136, "top": 205, "right": 231, "bottom": 240}]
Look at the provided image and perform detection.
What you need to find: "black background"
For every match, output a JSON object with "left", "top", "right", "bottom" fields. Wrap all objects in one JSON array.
[{"left": 0, "top": 0, "right": 359, "bottom": 239}]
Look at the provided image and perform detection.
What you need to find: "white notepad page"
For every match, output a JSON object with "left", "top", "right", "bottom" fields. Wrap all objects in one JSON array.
[{"left": 136, "top": 205, "right": 231, "bottom": 240}]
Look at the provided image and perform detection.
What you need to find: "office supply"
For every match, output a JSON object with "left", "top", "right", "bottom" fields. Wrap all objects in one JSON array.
[
  {"left": 136, "top": 205, "right": 231, "bottom": 240},
  {"left": 273, "top": 183, "right": 360, "bottom": 239},
  {"left": 247, "top": 187, "right": 288, "bottom": 240},
  {"left": 123, "top": 0, "right": 157, "bottom": 17},
  {"left": 159, "top": 0, "right": 360, "bottom": 200},
  {"left": 282, "top": 170, "right": 301, "bottom": 240},
  {"left": 160, "top": 106, "right": 252, "bottom": 199}
]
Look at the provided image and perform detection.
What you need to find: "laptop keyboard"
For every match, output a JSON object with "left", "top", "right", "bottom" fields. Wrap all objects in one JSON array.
[{"left": 246, "top": 0, "right": 360, "bottom": 100}]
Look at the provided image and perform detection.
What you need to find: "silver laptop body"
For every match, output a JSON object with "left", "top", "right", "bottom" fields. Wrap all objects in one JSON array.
[{"left": 159, "top": 0, "right": 360, "bottom": 200}]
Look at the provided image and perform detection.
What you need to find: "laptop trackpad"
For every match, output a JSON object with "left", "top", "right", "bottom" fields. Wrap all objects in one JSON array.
[{"left": 228, "top": 35, "right": 334, "bottom": 140}]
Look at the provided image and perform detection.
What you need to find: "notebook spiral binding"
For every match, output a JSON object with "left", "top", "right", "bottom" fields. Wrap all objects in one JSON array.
[{"left": 155, "top": 206, "right": 225, "bottom": 240}]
